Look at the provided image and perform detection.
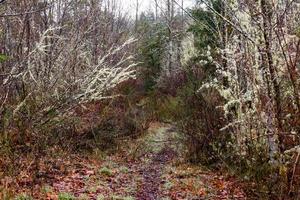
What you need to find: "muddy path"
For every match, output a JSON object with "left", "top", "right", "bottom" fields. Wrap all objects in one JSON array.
[{"left": 136, "top": 147, "right": 177, "bottom": 200}]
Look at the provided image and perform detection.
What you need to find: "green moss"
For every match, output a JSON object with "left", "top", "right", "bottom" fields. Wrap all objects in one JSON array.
[
  {"left": 58, "top": 192, "right": 75, "bottom": 200},
  {"left": 14, "top": 194, "right": 33, "bottom": 200},
  {"left": 41, "top": 185, "right": 53, "bottom": 194},
  {"left": 164, "top": 181, "right": 174, "bottom": 190},
  {"left": 88, "top": 186, "right": 98, "bottom": 193},
  {"left": 96, "top": 194, "right": 105, "bottom": 200},
  {"left": 0, "top": 54, "right": 8, "bottom": 62},
  {"left": 99, "top": 167, "right": 113, "bottom": 176},
  {"left": 296, "top": 26, "right": 300, "bottom": 38},
  {"left": 111, "top": 195, "right": 135, "bottom": 200},
  {"left": 119, "top": 166, "right": 129, "bottom": 173}
]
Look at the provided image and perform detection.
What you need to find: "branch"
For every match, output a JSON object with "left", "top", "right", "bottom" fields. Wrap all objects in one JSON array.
[
  {"left": 0, "top": 5, "right": 52, "bottom": 18},
  {"left": 199, "top": 0, "right": 257, "bottom": 45}
]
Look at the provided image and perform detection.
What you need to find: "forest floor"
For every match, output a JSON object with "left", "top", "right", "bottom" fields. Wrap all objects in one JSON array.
[{"left": 1, "top": 122, "right": 248, "bottom": 200}]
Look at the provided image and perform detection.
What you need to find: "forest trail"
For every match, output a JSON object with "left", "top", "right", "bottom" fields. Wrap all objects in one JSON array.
[
  {"left": 136, "top": 124, "right": 178, "bottom": 200},
  {"left": 132, "top": 123, "right": 247, "bottom": 200},
  {"left": 4, "top": 123, "right": 247, "bottom": 199},
  {"left": 136, "top": 147, "right": 177, "bottom": 199}
]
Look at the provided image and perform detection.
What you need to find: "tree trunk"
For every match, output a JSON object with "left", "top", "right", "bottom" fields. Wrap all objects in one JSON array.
[{"left": 261, "top": 0, "right": 284, "bottom": 154}]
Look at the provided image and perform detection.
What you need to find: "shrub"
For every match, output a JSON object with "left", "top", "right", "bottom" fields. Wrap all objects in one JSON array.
[{"left": 176, "top": 79, "right": 226, "bottom": 164}]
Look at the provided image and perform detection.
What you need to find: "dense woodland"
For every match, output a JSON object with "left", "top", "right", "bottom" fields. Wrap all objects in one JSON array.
[{"left": 0, "top": 0, "right": 300, "bottom": 199}]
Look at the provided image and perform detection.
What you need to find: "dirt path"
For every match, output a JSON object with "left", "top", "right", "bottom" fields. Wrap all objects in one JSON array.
[
  {"left": 136, "top": 147, "right": 177, "bottom": 200},
  {"left": 3, "top": 123, "right": 247, "bottom": 200},
  {"left": 133, "top": 123, "right": 246, "bottom": 200}
]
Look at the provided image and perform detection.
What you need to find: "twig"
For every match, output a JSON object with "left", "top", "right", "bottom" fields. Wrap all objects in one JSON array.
[
  {"left": 289, "top": 152, "right": 300, "bottom": 195},
  {"left": 0, "top": 5, "right": 52, "bottom": 18},
  {"left": 199, "top": 0, "right": 257, "bottom": 45}
]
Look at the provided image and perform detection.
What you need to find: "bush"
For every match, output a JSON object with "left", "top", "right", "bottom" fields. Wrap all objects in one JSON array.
[{"left": 176, "top": 79, "right": 226, "bottom": 164}]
